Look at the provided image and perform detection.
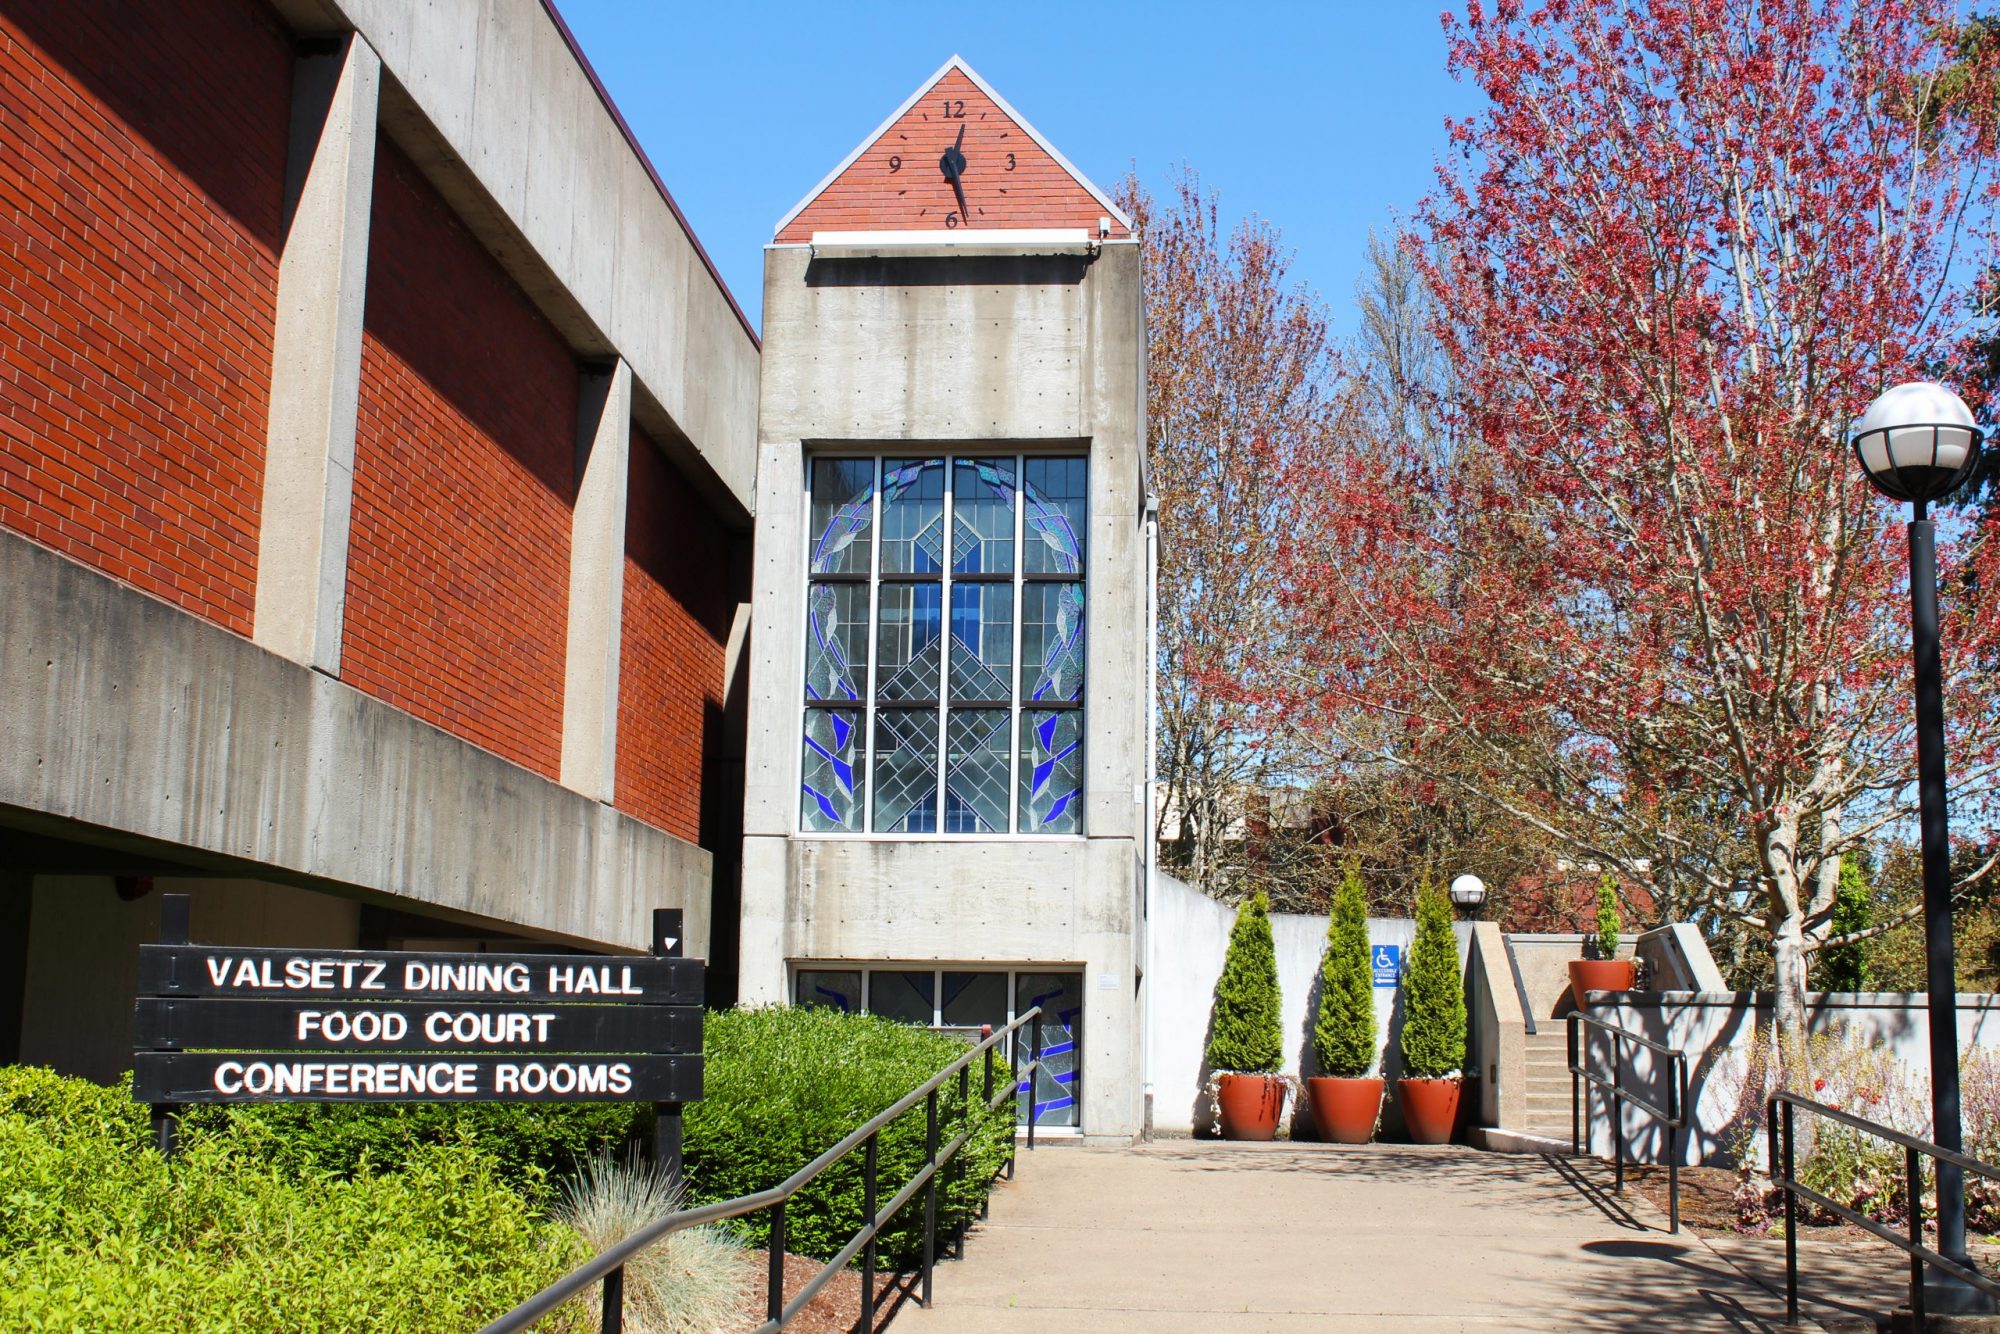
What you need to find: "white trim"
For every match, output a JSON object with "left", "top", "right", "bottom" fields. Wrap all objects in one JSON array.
[
  {"left": 772, "top": 55, "right": 1135, "bottom": 238},
  {"left": 810, "top": 229, "right": 1094, "bottom": 253}
]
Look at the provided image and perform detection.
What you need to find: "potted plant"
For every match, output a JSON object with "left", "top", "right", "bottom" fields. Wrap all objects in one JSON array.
[
  {"left": 1566, "top": 872, "right": 1637, "bottom": 1006},
  {"left": 1206, "top": 892, "right": 1287, "bottom": 1140},
  {"left": 1396, "top": 878, "right": 1466, "bottom": 1144},
  {"left": 1308, "top": 860, "right": 1381, "bottom": 1143}
]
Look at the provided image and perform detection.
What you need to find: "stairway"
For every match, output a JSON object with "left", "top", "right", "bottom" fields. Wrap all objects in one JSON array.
[{"left": 1522, "top": 1030, "right": 1574, "bottom": 1143}]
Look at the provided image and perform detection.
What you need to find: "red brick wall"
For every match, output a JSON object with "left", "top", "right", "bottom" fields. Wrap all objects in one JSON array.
[
  {"left": 344, "top": 137, "right": 577, "bottom": 778},
  {"left": 776, "top": 67, "right": 1129, "bottom": 242},
  {"left": 0, "top": 0, "right": 289, "bottom": 633},
  {"left": 616, "top": 429, "right": 731, "bottom": 844}
]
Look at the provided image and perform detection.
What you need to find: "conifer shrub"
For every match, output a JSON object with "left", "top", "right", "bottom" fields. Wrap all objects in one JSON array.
[
  {"left": 1398, "top": 880, "right": 1467, "bottom": 1079},
  {"left": 1206, "top": 892, "right": 1283, "bottom": 1074},
  {"left": 1593, "top": 872, "right": 1623, "bottom": 960},
  {"left": 1312, "top": 861, "right": 1376, "bottom": 1078},
  {"left": 1818, "top": 858, "right": 1872, "bottom": 991}
]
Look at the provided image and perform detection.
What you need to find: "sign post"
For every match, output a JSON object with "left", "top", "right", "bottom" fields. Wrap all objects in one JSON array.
[
  {"left": 134, "top": 895, "right": 704, "bottom": 1154},
  {"left": 652, "top": 907, "right": 684, "bottom": 1189}
]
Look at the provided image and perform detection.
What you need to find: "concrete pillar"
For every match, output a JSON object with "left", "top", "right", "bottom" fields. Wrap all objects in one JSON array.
[
  {"left": 559, "top": 360, "right": 633, "bottom": 801},
  {"left": 252, "top": 34, "right": 380, "bottom": 673}
]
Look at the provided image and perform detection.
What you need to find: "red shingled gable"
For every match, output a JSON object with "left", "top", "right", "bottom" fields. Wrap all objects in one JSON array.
[{"left": 776, "top": 60, "right": 1131, "bottom": 243}]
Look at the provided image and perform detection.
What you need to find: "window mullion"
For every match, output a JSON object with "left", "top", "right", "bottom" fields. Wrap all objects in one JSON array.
[
  {"left": 937, "top": 457, "right": 953, "bottom": 833},
  {"left": 1009, "top": 453, "right": 1024, "bottom": 834},
  {"left": 863, "top": 457, "right": 882, "bottom": 833}
]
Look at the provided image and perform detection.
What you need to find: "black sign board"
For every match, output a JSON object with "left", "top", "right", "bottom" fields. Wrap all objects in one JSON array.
[
  {"left": 136, "top": 946, "right": 702, "bottom": 1004},
  {"left": 134, "top": 997, "right": 702, "bottom": 1054},
  {"left": 132, "top": 1052, "right": 702, "bottom": 1104},
  {"left": 132, "top": 900, "right": 705, "bottom": 1118}
]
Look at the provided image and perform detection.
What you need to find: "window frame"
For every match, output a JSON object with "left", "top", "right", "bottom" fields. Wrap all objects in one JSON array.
[{"left": 798, "top": 450, "right": 1086, "bottom": 839}]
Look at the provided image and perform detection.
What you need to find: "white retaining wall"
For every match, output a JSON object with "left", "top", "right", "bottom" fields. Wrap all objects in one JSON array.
[{"left": 1145, "top": 872, "right": 1468, "bottom": 1136}]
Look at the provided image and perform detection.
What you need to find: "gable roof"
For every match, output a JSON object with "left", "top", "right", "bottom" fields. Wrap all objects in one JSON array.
[{"left": 773, "top": 55, "right": 1134, "bottom": 243}]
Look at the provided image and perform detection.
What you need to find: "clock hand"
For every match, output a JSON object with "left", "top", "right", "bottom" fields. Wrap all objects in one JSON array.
[{"left": 941, "top": 125, "right": 969, "bottom": 221}]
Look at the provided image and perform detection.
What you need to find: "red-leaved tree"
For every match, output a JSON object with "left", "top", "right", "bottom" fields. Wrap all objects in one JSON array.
[{"left": 1251, "top": 0, "right": 2000, "bottom": 1043}]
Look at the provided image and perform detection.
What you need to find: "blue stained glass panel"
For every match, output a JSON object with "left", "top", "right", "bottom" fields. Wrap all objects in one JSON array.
[
  {"left": 952, "top": 457, "right": 1016, "bottom": 574},
  {"left": 1015, "top": 971, "right": 1084, "bottom": 1127},
  {"left": 948, "top": 584, "right": 1012, "bottom": 702},
  {"left": 945, "top": 709, "right": 1010, "bottom": 833},
  {"left": 794, "top": 970, "right": 862, "bottom": 1013},
  {"left": 801, "top": 707, "right": 864, "bottom": 832},
  {"left": 803, "top": 582, "right": 867, "bottom": 704},
  {"left": 1020, "top": 709, "right": 1082, "bottom": 833},
  {"left": 872, "top": 708, "right": 939, "bottom": 832},
  {"left": 876, "top": 583, "right": 943, "bottom": 703},
  {"left": 1023, "top": 458, "right": 1086, "bottom": 575},
  {"left": 881, "top": 458, "right": 945, "bottom": 574},
  {"left": 1022, "top": 582, "right": 1085, "bottom": 704},
  {"left": 808, "top": 458, "right": 874, "bottom": 576}
]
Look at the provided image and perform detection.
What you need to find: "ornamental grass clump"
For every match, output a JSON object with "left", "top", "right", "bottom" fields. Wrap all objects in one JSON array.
[
  {"left": 1206, "top": 892, "right": 1283, "bottom": 1074},
  {"left": 1313, "top": 861, "right": 1375, "bottom": 1078},
  {"left": 555, "top": 1152, "right": 749, "bottom": 1334},
  {"left": 1399, "top": 879, "right": 1466, "bottom": 1079},
  {"left": 1592, "top": 872, "right": 1622, "bottom": 960}
]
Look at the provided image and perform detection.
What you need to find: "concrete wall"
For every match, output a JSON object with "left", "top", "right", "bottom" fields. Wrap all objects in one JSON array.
[
  {"left": 1572, "top": 991, "right": 2000, "bottom": 1166},
  {"left": 1, "top": 529, "right": 709, "bottom": 955},
  {"left": 740, "top": 238, "right": 1148, "bottom": 1136},
  {"left": 1143, "top": 873, "right": 1483, "bottom": 1138}
]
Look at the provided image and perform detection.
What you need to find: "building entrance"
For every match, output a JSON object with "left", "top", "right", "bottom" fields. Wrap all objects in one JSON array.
[{"left": 793, "top": 965, "right": 1083, "bottom": 1130}]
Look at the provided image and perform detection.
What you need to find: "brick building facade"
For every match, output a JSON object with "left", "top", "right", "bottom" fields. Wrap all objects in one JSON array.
[{"left": 0, "top": 0, "right": 758, "bottom": 1077}]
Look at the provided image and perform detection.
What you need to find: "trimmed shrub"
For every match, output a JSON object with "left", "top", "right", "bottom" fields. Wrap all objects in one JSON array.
[
  {"left": 1313, "top": 861, "right": 1376, "bottom": 1078},
  {"left": 0, "top": 1067, "right": 584, "bottom": 1333},
  {"left": 683, "top": 1007, "right": 1014, "bottom": 1267},
  {"left": 1593, "top": 872, "right": 1623, "bottom": 960},
  {"left": 1206, "top": 892, "right": 1283, "bottom": 1074},
  {"left": 1398, "top": 880, "right": 1467, "bottom": 1079}
]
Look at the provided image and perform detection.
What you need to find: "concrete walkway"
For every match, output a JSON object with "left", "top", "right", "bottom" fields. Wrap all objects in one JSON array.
[{"left": 894, "top": 1140, "right": 1829, "bottom": 1333}]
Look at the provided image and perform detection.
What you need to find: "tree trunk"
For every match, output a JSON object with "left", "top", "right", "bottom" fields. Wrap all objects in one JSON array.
[{"left": 1762, "top": 812, "right": 1810, "bottom": 1054}]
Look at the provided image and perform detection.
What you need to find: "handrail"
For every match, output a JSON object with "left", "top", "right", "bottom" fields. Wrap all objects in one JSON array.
[
  {"left": 1502, "top": 935, "right": 1538, "bottom": 1037},
  {"left": 1766, "top": 1091, "right": 2000, "bottom": 1331},
  {"left": 478, "top": 1007, "right": 1044, "bottom": 1334},
  {"left": 1568, "top": 1010, "right": 1688, "bottom": 1232}
]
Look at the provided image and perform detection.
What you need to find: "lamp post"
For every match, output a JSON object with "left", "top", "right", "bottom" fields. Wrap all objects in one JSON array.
[
  {"left": 1449, "top": 874, "right": 1488, "bottom": 920},
  {"left": 1852, "top": 381, "right": 1987, "bottom": 1314}
]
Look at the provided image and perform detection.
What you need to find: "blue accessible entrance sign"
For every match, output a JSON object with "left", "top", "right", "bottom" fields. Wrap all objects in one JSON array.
[{"left": 1371, "top": 945, "right": 1401, "bottom": 988}]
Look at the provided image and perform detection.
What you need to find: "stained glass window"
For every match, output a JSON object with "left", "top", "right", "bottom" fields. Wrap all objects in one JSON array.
[{"left": 801, "top": 454, "right": 1085, "bottom": 835}]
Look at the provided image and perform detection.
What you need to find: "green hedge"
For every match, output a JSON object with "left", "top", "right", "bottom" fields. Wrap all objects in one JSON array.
[
  {"left": 0, "top": 1067, "right": 584, "bottom": 1333},
  {"left": 184, "top": 1096, "right": 646, "bottom": 1206},
  {"left": 685, "top": 1006, "right": 1015, "bottom": 1266}
]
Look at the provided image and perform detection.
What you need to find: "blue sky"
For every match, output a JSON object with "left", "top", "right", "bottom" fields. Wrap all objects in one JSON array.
[{"left": 553, "top": 1, "right": 1481, "bottom": 338}]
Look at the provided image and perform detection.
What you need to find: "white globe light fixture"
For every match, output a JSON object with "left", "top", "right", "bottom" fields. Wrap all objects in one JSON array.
[
  {"left": 1851, "top": 380, "right": 1990, "bottom": 1313},
  {"left": 1852, "top": 382, "right": 1983, "bottom": 509},
  {"left": 1449, "top": 874, "right": 1487, "bottom": 915}
]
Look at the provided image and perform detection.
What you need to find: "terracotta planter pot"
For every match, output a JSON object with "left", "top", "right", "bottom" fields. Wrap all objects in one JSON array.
[
  {"left": 1397, "top": 1076, "right": 1462, "bottom": 1145},
  {"left": 1215, "top": 1073, "right": 1288, "bottom": 1140},
  {"left": 1307, "top": 1076, "right": 1383, "bottom": 1144},
  {"left": 1567, "top": 958, "right": 1637, "bottom": 1007}
]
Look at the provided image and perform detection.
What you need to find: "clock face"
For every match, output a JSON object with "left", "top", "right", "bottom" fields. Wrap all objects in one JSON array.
[{"left": 877, "top": 97, "right": 1023, "bottom": 230}]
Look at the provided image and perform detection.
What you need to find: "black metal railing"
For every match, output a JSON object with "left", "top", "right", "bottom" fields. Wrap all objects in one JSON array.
[
  {"left": 1503, "top": 936, "right": 1538, "bottom": 1036},
  {"left": 1766, "top": 1092, "right": 2000, "bottom": 1330},
  {"left": 1568, "top": 1010, "right": 1688, "bottom": 1232},
  {"left": 478, "top": 1008, "right": 1043, "bottom": 1334}
]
